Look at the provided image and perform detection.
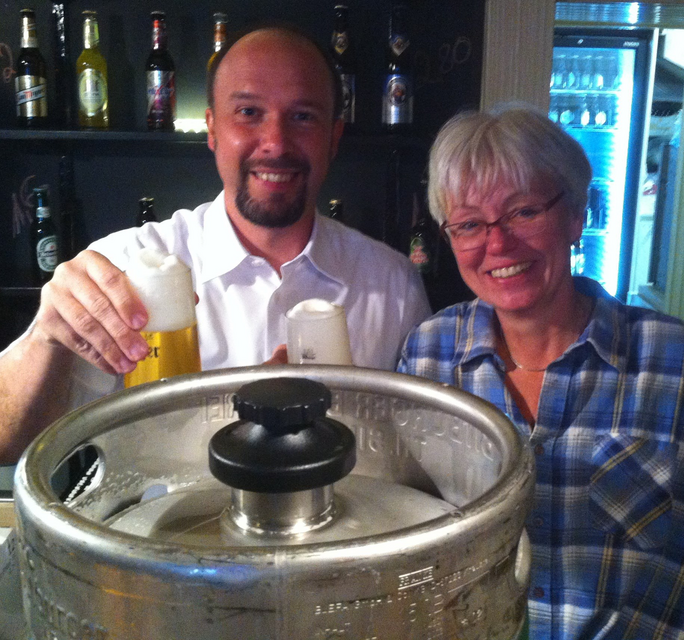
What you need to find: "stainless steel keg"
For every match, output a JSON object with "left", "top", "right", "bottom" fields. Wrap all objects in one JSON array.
[{"left": 13, "top": 366, "right": 535, "bottom": 639}]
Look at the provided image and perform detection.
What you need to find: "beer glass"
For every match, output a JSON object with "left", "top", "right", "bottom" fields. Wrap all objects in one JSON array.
[
  {"left": 286, "top": 299, "right": 353, "bottom": 365},
  {"left": 124, "top": 248, "right": 201, "bottom": 388}
]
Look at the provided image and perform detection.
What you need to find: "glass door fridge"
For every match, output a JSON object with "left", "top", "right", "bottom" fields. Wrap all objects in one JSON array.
[{"left": 550, "top": 28, "right": 653, "bottom": 299}]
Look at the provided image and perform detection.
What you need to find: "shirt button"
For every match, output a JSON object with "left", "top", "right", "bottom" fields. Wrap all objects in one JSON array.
[
  {"left": 533, "top": 517, "right": 544, "bottom": 527},
  {"left": 534, "top": 444, "right": 545, "bottom": 455},
  {"left": 533, "top": 587, "right": 545, "bottom": 598}
]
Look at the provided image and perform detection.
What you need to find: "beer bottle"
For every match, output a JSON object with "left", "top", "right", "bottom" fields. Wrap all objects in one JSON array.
[
  {"left": 76, "top": 10, "right": 109, "bottom": 129},
  {"left": 137, "top": 197, "right": 158, "bottom": 226},
  {"left": 408, "top": 187, "right": 434, "bottom": 277},
  {"left": 382, "top": 2, "right": 413, "bottom": 133},
  {"left": 146, "top": 11, "right": 176, "bottom": 131},
  {"left": 330, "top": 5, "right": 356, "bottom": 127},
  {"left": 328, "top": 199, "right": 344, "bottom": 221},
  {"left": 52, "top": 2, "right": 75, "bottom": 128},
  {"left": 207, "top": 12, "right": 228, "bottom": 73},
  {"left": 31, "top": 187, "right": 60, "bottom": 284},
  {"left": 15, "top": 9, "right": 48, "bottom": 128}
]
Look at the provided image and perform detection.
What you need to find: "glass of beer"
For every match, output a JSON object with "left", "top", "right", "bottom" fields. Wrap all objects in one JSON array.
[
  {"left": 286, "top": 299, "right": 353, "bottom": 365},
  {"left": 124, "top": 248, "right": 201, "bottom": 388}
]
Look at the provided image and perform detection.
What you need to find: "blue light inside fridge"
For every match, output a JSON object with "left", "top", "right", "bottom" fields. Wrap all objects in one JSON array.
[{"left": 550, "top": 42, "right": 639, "bottom": 297}]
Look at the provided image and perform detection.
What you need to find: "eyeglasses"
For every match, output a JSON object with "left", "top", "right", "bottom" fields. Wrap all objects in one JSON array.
[{"left": 440, "top": 191, "right": 565, "bottom": 252}]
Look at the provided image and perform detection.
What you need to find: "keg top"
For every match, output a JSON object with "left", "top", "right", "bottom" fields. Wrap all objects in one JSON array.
[{"left": 208, "top": 378, "right": 356, "bottom": 493}]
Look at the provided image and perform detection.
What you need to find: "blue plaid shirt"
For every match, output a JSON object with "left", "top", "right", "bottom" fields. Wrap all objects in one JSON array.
[{"left": 398, "top": 278, "right": 684, "bottom": 640}]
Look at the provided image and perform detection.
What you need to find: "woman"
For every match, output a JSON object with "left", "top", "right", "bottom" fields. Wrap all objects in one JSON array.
[{"left": 398, "top": 107, "right": 684, "bottom": 640}]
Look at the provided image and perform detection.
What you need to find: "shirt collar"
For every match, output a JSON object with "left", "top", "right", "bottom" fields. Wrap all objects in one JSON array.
[
  {"left": 451, "top": 299, "right": 501, "bottom": 368},
  {"left": 572, "top": 276, "right": 626, "bottom": 373},
  {"left": 452, "top": 277, "right": 625, "bottom": 372},
  {"left": 199, "top": 192, "right": 251, "bottom": 283},
  {"left": 199, "top": 194, "right": 343, "bottom": 286},
  {"left": 298, "top": 214, "right": 345, "bottom": 286}
]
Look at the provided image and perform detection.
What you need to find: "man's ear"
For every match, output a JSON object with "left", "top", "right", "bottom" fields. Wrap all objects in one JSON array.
[{"left": 206, "top": 108, "right": 216, "bottom": 152}]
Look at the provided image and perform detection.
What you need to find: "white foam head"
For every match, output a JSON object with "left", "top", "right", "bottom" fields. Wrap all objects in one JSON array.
[{"left": 126, "top": 248, "right": 196, "bottom": 332}]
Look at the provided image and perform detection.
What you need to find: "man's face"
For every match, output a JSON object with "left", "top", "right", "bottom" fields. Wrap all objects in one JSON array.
[{"left": 206, "top": 31, "right": 343, "bottom": 228}]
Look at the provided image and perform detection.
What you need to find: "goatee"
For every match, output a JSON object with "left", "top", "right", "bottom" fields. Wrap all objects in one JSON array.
[{"left": 235, "top": 156, "right": 310, "bottom": 228}]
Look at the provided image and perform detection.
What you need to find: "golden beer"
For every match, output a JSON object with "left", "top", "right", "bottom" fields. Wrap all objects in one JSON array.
[{"left": 124, "top": 324, "right": 200, "bottom": 388}]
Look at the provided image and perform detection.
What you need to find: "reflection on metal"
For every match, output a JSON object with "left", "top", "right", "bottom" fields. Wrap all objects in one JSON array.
[{"left": 557, "top": 2, "right": 684, "bottom": 28}]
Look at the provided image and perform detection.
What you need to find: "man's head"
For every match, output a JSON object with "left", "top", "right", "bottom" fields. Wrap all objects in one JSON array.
[{"left": 206, "top": 27, "right": 344, "bottom": 230}]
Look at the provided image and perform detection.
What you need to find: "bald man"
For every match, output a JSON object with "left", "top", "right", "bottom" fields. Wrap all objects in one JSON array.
[{"left": 0, "top": 26, "right": 430, "bottom": 462}]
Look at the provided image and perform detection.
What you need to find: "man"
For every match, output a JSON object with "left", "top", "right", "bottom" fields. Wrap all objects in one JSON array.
[{"left": 0, "top": 27, "right": 430, "bottom": 463}]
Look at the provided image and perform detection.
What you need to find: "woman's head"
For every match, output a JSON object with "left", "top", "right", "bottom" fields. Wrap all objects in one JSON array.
[{"left": 427, "top": 106, "right": 592, "bottom": 226}]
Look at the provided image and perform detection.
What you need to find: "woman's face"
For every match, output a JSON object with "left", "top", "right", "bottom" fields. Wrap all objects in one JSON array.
[{"left": 446, "top": 179, "right": 583, "bottom": 316}]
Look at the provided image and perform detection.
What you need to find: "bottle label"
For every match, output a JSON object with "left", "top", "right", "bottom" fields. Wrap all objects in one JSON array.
[
  {"left": 333, "top": 32, "right": 349, "bottom": 56},
  {"left": 36, "top": 236, "right": 59, "bottom": 272},
  {"left": 390, "top": 34, "right": 409, "bottom": 57},
  {"left": 15, "top": 76, "right": 48, "bottom": 117},
  {"left": 36, "top": 206, "right": 51, "bottom": 220},
  {"left": 382, "top": 74, "right": 413, "bottom": 125},
  {"left": 340, "top": 73, "right": 356, "bottom": 124},
  {"left": 409, "top": 237, "right": 430, "bottom": 273},
  {"left": 79, "top": 69, "right": 107, "bottom": 116},
  {"left": 147, "top": 70, "right": 176, "bottom": 120}
]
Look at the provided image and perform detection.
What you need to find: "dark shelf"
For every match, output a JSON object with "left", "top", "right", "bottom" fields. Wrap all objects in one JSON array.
[
  {"left": 0, "top": 286, "right": 41, "bottom": 298},
  {"left": 0, "top": 129, "right": 208, "bottom": 144},
  {"left": 0, "top": 127, "right": 430, "bottom": 150}
]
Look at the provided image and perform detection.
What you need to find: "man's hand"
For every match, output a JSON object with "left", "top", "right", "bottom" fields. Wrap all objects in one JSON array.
[
  {"left": 264, "top": 344, "right": 288, "bottom": 365},
  {"left": 30, "top": 250, "right": 151, "bottom": 375}
]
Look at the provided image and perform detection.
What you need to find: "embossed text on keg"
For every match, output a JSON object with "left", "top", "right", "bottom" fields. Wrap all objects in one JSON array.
[
  {"left": 200, "top": 393, "right": 236, "bottom": 423},
  {"left": 398, "top": 566, "right": 435, "bottom": 590},
  {"left": 21, "top": 544, "right": 109, "bottom": 639}
]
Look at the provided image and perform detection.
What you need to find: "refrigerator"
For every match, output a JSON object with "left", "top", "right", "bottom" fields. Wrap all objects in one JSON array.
[{"left": 550, "top": 28, "right": 653, "bottom": 300}]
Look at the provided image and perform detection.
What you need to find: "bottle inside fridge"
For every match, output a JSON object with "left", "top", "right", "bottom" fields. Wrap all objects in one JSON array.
[{"left": 551, "top": 30, "right": 651, "bottom": 299}]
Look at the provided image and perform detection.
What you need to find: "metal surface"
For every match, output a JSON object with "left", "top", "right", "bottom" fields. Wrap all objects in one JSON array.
[{"left": 12, "top": 366, "right": 535, "bottom": 639}]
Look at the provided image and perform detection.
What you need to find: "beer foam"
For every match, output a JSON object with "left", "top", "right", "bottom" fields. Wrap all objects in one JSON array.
[
  {"left": 126, "top": 248, "right": 196, "bottom": 333},
  {"left": 287, "top": 298, "right": 341, "bottom": 320}
]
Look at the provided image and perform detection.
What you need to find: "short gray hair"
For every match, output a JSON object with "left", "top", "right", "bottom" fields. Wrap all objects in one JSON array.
[{"left": 427, "top": 105, "right": 592, "bottom": 224}]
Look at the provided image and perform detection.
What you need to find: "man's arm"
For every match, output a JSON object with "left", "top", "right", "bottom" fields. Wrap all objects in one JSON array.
[{"left": 0, "top": 250, "right": 150, "bottom": 463}]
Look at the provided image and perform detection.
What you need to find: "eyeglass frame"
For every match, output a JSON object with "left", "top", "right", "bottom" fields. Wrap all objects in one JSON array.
[{"left": 439, "top": 191, "right": 566, "bottom": 252}]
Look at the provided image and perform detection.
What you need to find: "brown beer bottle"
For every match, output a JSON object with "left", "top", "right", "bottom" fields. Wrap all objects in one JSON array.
[
  {"left": 15, "top": 9, "right": 48, "bottom": 128},
  {"left": 207, "top": 12, "right": 228, "bottom": 73}
]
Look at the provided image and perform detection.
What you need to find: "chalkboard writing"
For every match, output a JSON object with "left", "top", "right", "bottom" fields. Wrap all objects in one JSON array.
[
  {"left": 414, "top": 35, "right": 473, "bottom": 91},
  {"left": 12, "top": 175, "right": 36, "bottom": 238},
  {"left": 0, "top": 43, "right": 15, "bottom": 84}
]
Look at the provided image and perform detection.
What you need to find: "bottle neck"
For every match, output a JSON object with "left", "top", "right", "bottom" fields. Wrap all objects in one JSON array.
[
  {"left": 20, "top": 15, "right": 39, "bottom": 49},
  {"left": 152, "top": 20, "right": 168, "bottom": 50},
  {"left": 83, "top": 18, "right": 100, "bottom": 49},
  {"left": 213, "top": 23, "right": 226, "bottom": 53},
  {"left": 36, "top": 205, "right": 51, "bottom": 220}
]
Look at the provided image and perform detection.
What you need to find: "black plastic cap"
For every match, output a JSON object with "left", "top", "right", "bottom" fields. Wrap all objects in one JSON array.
[
  {"left": 233, "top": 378, "right": 332, "bottom": 434},
  {"left": 208, "top": 378, "right": 356, "bottom": 493}
]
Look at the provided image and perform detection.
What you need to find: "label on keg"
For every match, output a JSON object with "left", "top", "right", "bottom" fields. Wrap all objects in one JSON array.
[
  {"left": 79, "top": 69, "right": 107, "bottom": 116},
  {"left": 382, "top": 74, "right": 413, "bottom": 125},
  {"left": 36, "top": 235, "right": 58, "bottom": 272},
  {"left": 15, "top": 75, "right": 48, "bottom": 117}
]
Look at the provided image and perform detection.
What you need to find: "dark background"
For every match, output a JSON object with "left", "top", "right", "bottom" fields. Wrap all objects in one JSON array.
[{"left": 0, "top": 0, "right": 483, "bottom": 349}]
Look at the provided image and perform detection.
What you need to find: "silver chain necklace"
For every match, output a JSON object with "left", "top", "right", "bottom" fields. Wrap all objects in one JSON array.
[{"left": 499, "top": 329, "right": 548, "bottom": 372}]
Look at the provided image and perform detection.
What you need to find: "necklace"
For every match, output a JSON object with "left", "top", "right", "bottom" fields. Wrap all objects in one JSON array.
[{"left": 499, "top": 329, "right": 548, "bottom": 372}]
